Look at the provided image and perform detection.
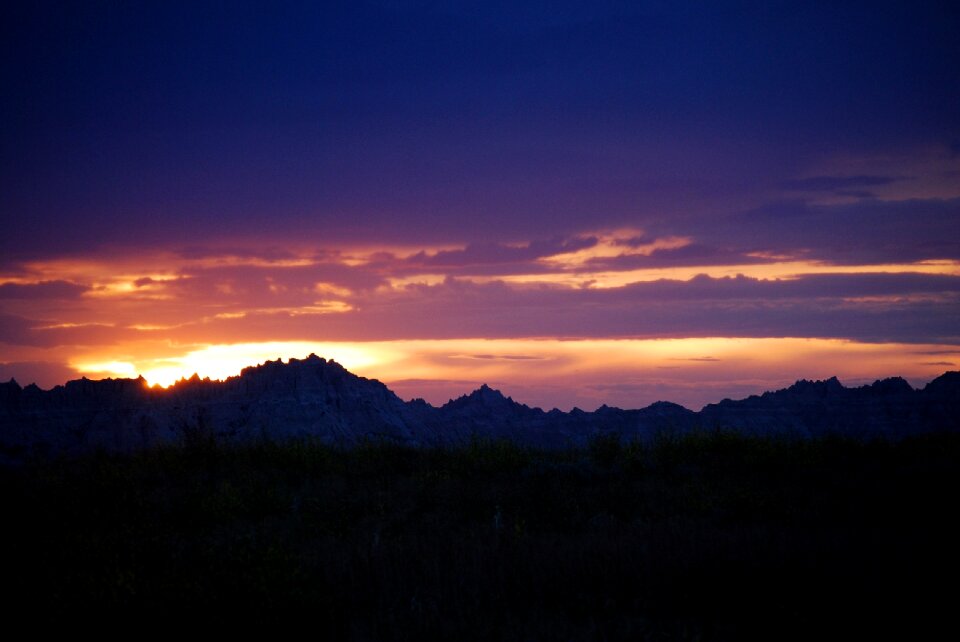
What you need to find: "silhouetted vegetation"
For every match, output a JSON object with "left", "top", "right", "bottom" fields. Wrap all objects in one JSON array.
[{"left": 3, "top": 432, "right": 958, "bottom": 639}]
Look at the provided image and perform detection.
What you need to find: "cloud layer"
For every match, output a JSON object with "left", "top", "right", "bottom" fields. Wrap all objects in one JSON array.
[{"left": 2, "top": 222, "right": 958, "bottom": 405}]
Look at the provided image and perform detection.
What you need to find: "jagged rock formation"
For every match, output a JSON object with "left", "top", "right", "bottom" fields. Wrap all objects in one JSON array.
[
  {"left": 699, "top": 374, "right": 960, "bottom": 439},
  {"left": 0, "top": 354, "right": 958, "bottom": 460},
  {"left": 0, "top": 356, "right": 429, "bottom": 459},
  {"left": 421, "top": 385, "right": 700, "bottom": 447}
]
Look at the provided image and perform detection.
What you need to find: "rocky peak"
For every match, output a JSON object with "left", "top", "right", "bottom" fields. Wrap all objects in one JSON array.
[
  {"left": 444, "top": 384, "right": 513, "bottom": 409},
  {"left": 472, "top": 384, "right": 508, "bottom": 403},
  {"left": 0, "top": 379, "right": 22, "bottom": 405},
  {"left": 866, "top": 377, "right": 913, "bottom": 395},
  {"left": 640, "top": 401, "right": 697, "bottom": 417},
  {"left": 923, "top": 371, "right": 960, "bottom": 396},
  {"left": 786, "top": 376, "right": 844, "bottom": 395}
]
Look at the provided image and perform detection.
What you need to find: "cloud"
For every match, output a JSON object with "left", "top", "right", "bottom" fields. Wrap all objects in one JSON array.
[
  {"left": 173, "top": 261, "right": 385, "bottom": 293},
  {"left": 365, "top": 236, "right": 604, "bottom": 279},
  {"left": 611, "top": 234, "right": 655, "bottom": 248},
  {"left": 0, "top": 314, "right": 34, "bottom": 345},
  {"left": 833, "top": 190, "right": 876, "bottom": 199},
  {"left": 911, "top": 349, "right": 960, "bottom": 356},
  {"left": 0, "top": 313, "right": 145, "bottom": 348},
  {"left": 175, "top": 246, "right": 303, "bottom": 262},
  {"left": 606, "top": 272, "right": 960, "bottom": 302},
  {"left": 4, "top": 254, "right": 960, "bottom": 351},
  {"left": 0, "top": 280, "right": 89, "bottom": 299},
  {"left": 119, "top": 272, "right": 960, "bottom": 346},
  {"left": 780, "top": 175, "right": 903, "bottom": 192},
  {"left": 663, "top": 197, "right": 960, "bottom": 264},
  {"left": 583, "top": 244, "right": 770, "bottom": 270},
  {"left": 116, "top": 261, "right": 385, "bottom": 319},
  {"left": 408, "top": 237, "right": 599, "bottom": 268},
  {"left": 33, "top": 323, "right": 143, "bottom": 348}
]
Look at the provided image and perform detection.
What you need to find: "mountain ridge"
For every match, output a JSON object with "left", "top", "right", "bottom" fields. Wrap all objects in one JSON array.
[{"left": 1, "top": 354, "right": 958, "bottom": 460}]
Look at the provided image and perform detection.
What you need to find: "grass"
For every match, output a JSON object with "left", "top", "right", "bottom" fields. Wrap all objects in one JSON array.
[{"left": 2, "top": 431, "right": 958, "bottom": 639}]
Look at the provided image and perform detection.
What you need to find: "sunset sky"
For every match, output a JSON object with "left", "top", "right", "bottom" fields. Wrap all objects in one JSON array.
[{"left": 2, "top": 1, "right": 959, "bottom": 410}]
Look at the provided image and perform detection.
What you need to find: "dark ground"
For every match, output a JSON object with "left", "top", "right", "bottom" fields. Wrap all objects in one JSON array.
[{"left": 2, "top": 432, "right": 958, "bottom": 639}]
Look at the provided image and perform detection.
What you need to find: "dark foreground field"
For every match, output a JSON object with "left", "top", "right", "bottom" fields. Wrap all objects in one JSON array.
[{"left": 3, "top": 432, "right": 958, "bottom": 639}]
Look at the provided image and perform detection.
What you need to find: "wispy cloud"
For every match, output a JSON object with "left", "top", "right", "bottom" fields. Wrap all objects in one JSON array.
[
  {"left": 780, "top": 175, "right": 904, "bottom": 192},
  {"left": 0, "top": 280, "right": 89, "bottom": 300}
]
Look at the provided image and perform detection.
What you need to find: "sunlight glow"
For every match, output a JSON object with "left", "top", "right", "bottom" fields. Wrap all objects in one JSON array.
[
  {"left": 67, "top": 337, "right": 957, "bottom": 410},
  {"left": 73, "top": 360, "right": 138, "bottom": 378},
  {"left": 134, "top": 342, "right": 402, "bottom": 387}
]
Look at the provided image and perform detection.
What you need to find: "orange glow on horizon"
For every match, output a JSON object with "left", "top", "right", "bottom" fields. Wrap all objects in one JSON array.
[
  {"left": 65, "top": 337, "right": 959, "bottom": 410},
  {"left": 127, "top": 342, "right": 396, "bottom": 387}
]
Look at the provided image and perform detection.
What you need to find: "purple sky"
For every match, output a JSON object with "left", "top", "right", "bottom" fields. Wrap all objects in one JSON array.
[{"left": 1, "top": 1, "right": 959, "bottom": 408}]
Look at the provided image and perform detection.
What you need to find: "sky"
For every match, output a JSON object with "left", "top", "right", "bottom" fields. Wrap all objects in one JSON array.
[{"left": 2, "top": 1, "right": 959, "bottom": 410}]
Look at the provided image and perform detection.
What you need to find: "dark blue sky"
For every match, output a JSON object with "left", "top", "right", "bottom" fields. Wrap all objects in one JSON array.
[{"left": 4, "top": 1, "right": 959, "bottom": 257}]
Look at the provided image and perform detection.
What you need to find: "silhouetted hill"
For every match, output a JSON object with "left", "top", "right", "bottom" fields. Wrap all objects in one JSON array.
[
  {"left": 699, "top": 374, "right": 960, "bottom": 439},
  {"left": 1, "top": 354, "right": 958, "bottom": 460}
]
